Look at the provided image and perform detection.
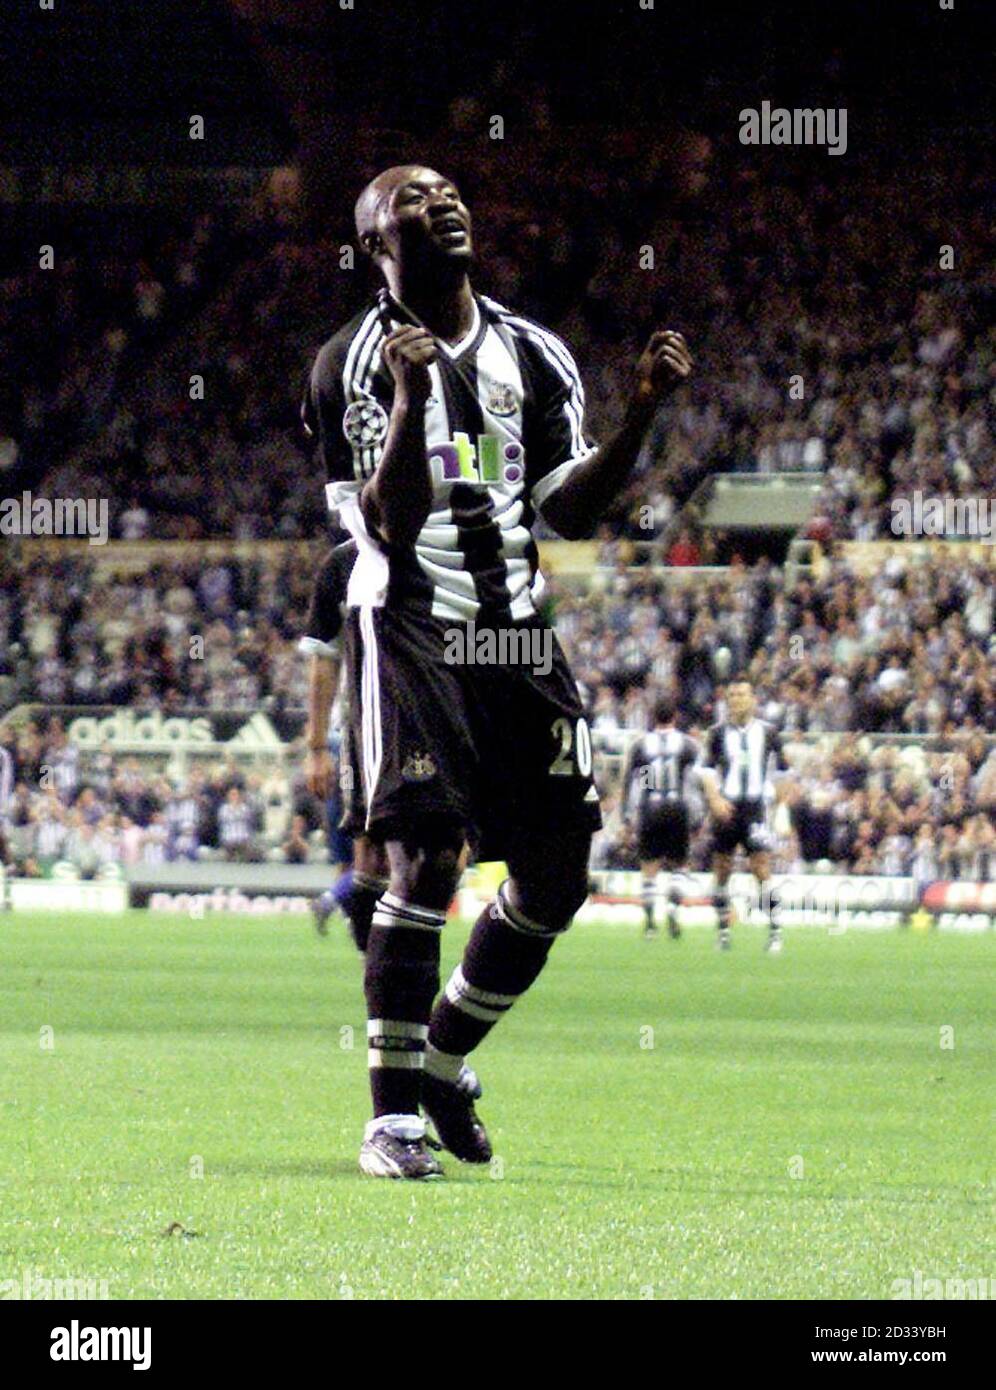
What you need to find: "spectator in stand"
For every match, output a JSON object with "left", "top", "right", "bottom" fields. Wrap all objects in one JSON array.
[
  {"left": 667, "top": 529, "right": 701, "bottom": 567},
  {"left": 165, "top": 784, "right": 202, "bottom": 862},
  {"left": 218, "top": 786, "right": 260, "bottom": 862},
  {"left": 141, "top": 812, "right": 169, "bottom": 864},
  {"left": 282, "top": 814, "right": 311, "bottom": 864}
]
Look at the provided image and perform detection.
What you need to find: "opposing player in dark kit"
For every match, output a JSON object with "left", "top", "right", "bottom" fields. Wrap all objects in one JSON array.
[
  {"left": 621, "top": 696, "right": 700, "bottom": 940},
  {"left": 303, "top": 164, "right": 693, "bottom": 1178},
  {"left": 699, "top": 681, "right": 790, "bottom": 953}
]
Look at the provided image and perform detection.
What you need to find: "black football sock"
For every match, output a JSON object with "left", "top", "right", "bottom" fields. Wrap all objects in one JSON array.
[
  {"left": 364, "top": 893, "right": 443, "bottom": 1118},
  {"left": 426, "top": 882, "right": 558, "bottom": 1077},
  {"left": 641, "top": 874, "right": 656, "bottom": 931},
  {"left": 344, "top": 872, "right": 387, "bottom": 952},
  {"left": 715, "top": 884, "right": 731, "bottom": 934}
]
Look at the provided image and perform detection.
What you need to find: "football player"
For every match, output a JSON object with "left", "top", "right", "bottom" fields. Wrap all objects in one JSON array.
[
  {"left": 300, "top": 539, "right": 388, "bottom": 951},
  {"left": 621, "top": 696, "right": 700, "bottom": 940},
  {"left": 303, "top": 164, "right": 693, "bottom": 1177},
  {"left": 698, "top": 681, "right": 790, "bottom": 952}
]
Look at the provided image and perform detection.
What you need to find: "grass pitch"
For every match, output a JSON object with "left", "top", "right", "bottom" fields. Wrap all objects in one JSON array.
[{"left": 0, "top": 912, "right": 992, "bottom": 1300}]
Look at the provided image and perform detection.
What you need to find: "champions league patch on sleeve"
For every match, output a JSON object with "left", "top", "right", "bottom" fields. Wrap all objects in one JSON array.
[{"left": 343, "top": 399, "right": 389, "bottom": 449}]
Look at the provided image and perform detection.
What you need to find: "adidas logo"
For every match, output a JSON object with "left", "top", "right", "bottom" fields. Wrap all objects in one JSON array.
[{"left": 226, "top": 713, "right": 282, "bottom": 750}]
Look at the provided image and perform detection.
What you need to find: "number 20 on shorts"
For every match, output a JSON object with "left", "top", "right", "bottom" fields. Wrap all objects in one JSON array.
[{"left": 549, "top": 717, "right": 592, "bottom": 777}]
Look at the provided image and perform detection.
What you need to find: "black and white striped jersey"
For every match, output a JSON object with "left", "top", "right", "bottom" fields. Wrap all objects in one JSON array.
[
  {"left": 702, "top": 719, "right": 788, "bottom": 803},
  {"left": 297, "top": 539, "right": 357, "bottom": 746},
  {"left": 165, "top": 795, "right": 201, "bottom": 837},
  {"left": 35, "top": 815, "right": 67, "bottom": 859},
  {"left": 218, "top": 801, "right": 255, "bottom": 848},
  {"left": 302, "top": 289, "right": 595, "bottom": 623},
  {"left": 298, "top": 540, "right": 357, "bottom": 662},
  {"left": 624, "top": 730, "right": 700, "bottom": 816}
]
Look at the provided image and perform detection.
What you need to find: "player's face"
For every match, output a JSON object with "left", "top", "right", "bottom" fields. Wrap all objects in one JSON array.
[
  {"left": 728, "top": 684, "right": 754, "bottom": 723},
  {"left": 379, "top": 168, "right": 473, "bottom": 269}
]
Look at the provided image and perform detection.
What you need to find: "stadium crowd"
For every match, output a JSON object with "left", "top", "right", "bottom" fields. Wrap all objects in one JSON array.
[
  {"left": 593, "top": 733, "right": 996, "bottom": 882},
  {"left": 565, "top": 553, "right": 994, "bottom": 738},
  {"left": 2, "top": 98, "right": 993, "bottom": 883},
  {"left": 0, "top": 206, "right": 245, "bottom": 475},
  {"left": 0, "top": 718, "right": 323, "bottom": 875},
  {"left": 1, "top": 544, "right": 992, "bottom": 879},
  {"left": 3, "top": 115, "right": 991, "bottom": 549}
]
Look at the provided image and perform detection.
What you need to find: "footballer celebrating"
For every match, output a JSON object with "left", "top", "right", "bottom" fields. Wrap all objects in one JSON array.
[{"left": 303, "top": 164, "right": 693, "bottom": 1179}]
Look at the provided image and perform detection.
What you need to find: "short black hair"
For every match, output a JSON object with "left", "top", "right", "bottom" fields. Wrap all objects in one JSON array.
[{"left": 654, "top": 695, "right": 676, "bottom": 726}]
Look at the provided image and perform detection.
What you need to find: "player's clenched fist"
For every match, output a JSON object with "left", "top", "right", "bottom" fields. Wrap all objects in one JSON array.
[
  {"left": 632, "top": 330, "right": 693, "bottom": 408},
  {"left": 382, "top": 325, "right": 437, "bottom": 405}
]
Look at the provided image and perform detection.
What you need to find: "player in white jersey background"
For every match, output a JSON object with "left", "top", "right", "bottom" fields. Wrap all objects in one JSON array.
[{"left": 303, "top": 163, "right": 693, "bottom": 1179}]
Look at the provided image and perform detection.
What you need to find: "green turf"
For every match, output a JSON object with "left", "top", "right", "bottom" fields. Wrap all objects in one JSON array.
[{"left": 0, "top": 911, "right": 992, "bottom": 1299}]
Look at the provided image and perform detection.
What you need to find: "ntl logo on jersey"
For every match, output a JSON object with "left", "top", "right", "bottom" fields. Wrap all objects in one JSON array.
[{"left": 428, "top": 433, "right": 524, "bottom": 489}]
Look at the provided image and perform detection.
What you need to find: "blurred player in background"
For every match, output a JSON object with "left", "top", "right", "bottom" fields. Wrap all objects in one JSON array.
[
  {"left": 621, "top": 695, "right": 700, "bottom": 940},
  {"left": 301, "top": 542, "right": 472, "bottom": 954},
  {"left": 303, "top": 163, "right": 692, "bottom": 1179},
  {"left": 0, "top": 739, "right": 13, "bottom": 874},
  {"left": 300, "top": 539, "right": 387, "bottom": 952},
  {"left": 699, "top": 681, "right": 789, "bottom": 953}
]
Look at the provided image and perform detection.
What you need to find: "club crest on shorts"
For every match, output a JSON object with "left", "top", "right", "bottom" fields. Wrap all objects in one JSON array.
[
  {"left": 486, "top": 384, "right": 517, "bottom": 417},
  {"left": 342, "top": 399, "right": 389, "bottom": 448},
  {"left": 401, "top": 752, "right": 437, "bottom": 782}
]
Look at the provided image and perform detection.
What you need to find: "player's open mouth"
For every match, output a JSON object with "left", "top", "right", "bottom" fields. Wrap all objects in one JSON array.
[{"left": 432, "top": 217, "right": 468, "bottom": 244}]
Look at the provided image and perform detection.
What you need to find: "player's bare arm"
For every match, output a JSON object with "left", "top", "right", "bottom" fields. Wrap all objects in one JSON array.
[
  {"left": 360, "top": 326, "right": 438, "bottom": 546},
  {"left": 305, "top": 654, "right": 338, "bottom": 799},
  {"left": 698, "top": 766, "right": 735, "bottom": 822},
  {"left": 619, "top": 737, "right": 639, "bottom": 825},
  {"left": 540, "top": 330, "right": 693, "bottom": 539}
]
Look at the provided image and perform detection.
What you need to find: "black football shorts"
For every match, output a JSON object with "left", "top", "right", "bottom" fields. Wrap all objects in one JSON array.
[
  {"left": 340, "top": 605, "right": 601, "bottom": 859},
  {"left": 710, "top": 798, "right": 772, "bottom": 856},
  {"left": 637, "top": 801, "right": 690, "bottom": 864}
]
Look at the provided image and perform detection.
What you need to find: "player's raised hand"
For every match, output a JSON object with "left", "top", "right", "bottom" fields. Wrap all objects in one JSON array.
[
  {"left": 633, "top": 330, "right": 693, "bottom": 408},
  {"left": 382, "top": 325, "right": 438, "bottom": 405}
]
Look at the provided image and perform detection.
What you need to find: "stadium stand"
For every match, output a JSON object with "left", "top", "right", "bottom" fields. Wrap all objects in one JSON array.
[
  {"left": 3, "top": 118, "right": 991, "bottom": 546},
  {"left": 2, "top": 541, "right": 992, "bottom": 878},
  {"left": 2, "top": 100, "right": 992, "bottom": 887}
]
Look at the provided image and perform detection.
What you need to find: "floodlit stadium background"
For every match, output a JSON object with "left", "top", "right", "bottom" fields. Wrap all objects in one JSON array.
[
  {"left": 1, "top": 0, "right": 994, "bottom": 1310},
  {"left": 1, "top": 0, "right": 993, "bottom": 925}
]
